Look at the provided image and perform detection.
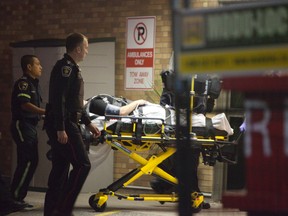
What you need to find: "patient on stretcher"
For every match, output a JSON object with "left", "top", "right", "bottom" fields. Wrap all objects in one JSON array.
[{"left": 84, "top": 94, "right": 233, "bottom": 137}]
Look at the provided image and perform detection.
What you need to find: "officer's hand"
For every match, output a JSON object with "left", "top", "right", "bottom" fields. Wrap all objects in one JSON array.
[
  {"left": 57, "top": 130, "right": 68, "bottom": 144},
  {"left": 87, "top": 123, "right": 101, "bottom": 138}
]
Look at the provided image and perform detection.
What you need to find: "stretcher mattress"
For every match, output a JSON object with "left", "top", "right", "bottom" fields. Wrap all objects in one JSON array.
[{"left": 85, "top": 101, "right": 233, "bottom": 137}]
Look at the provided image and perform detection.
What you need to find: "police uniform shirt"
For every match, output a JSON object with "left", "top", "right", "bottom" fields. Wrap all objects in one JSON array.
[
  {"left": 11, "top": 75, "right": 41, "bottom": 121},
  {"left": 48, "top": 54, "right": 91, "bottom": 131}
]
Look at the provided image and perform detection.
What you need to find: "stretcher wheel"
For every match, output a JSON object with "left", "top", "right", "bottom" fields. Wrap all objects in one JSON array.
[
  {"left": 191, "top": 192, "right": 203, "bottom": 213},
  {"left": 89, "top": 194, "right": 107, "bottom": 212},
  {"left": 192, "top": 204, "right": 202, "bottom": 213}
]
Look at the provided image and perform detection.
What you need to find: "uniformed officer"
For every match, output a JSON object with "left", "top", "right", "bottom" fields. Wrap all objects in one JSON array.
[
  {"left": 43, "top": 32, "right": 101, "bottom": 216},
  {"left": 10, "top": 54, "right": 45, "bottom": 207}
]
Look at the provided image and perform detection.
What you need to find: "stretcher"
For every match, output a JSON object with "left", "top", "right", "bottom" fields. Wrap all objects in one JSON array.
[{"left": 81, "top": 97, "right": 239, "bottom": 213}]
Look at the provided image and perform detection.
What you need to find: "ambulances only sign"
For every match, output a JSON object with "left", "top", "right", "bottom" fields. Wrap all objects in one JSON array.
[{"left": 125, "top": 16, "right": 156, "bottom": 89}]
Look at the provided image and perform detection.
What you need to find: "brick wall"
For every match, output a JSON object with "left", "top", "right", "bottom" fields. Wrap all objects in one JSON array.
[{"left": 0, "top": 0, "right": 220, "bottom": 193}]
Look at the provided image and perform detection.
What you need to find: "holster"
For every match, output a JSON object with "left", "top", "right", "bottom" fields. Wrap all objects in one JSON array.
[{"left": 68, "top": 112, "right": 82, "bottom": 124}]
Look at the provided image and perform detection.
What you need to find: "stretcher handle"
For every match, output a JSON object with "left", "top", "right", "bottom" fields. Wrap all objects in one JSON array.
[
  {"left": 215, "top": 131, "right": 243, "bottom": 146},
  {"left": 215, "top": 140, "right": 238, "bottom": 146}
]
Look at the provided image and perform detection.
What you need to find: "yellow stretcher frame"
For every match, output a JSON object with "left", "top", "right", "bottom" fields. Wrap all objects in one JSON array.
[
  {"left": 88, "top": 73, "right": 239, "bottom": 213},
  {"left": 88, "top": 114, "right": 238, "bottom": 213}
]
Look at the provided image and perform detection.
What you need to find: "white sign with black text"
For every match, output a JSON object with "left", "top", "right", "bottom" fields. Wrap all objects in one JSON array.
[{"left": 125, "top": 16, "right": 156, "bottom": 89}]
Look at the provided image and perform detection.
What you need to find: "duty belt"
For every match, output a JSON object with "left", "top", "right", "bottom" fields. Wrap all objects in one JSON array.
[
  {"left": 69, "top": 112, "right": 82, "bottom": 123},
  {"left": 13, "top": 118, "right": 39, "bottom": 126}
]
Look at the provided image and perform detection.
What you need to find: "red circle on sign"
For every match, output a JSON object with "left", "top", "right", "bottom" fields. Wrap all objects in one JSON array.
[{"left": 134, "top": 22, "right": 147, "bottom": 45}]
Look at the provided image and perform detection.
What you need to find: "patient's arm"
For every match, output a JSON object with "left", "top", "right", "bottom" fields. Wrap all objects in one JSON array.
[{"left": 119, "top": 99, "right": 147, "bottom": 116}]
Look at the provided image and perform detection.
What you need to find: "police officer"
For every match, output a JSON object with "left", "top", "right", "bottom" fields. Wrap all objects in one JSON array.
[
  {"left": 44, "top": 32, "right": 101, "bottom": 216},
  {"left": 10, "top": 55, "right": 45, "bottom": 207}
]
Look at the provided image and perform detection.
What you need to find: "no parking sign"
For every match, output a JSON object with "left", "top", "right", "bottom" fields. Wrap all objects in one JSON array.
[{"left": 125, "top": 16, "right": 156, "bottom": 90}]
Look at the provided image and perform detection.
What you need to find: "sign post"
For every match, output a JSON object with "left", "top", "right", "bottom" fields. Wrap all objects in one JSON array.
[{"left": 125, "top": 16, "right": 155, "bottom": 90}]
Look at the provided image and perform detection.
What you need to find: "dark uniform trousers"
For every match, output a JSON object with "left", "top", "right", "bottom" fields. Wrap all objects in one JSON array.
[
  {"left": 0, "top": 171, "right": 13, "bottom": 208},
  {"left": 10, "top": 119, "right": 39, "bottom": 201},
  {"left": 44, "top": 118, "right": 91, "bottom": 216}
]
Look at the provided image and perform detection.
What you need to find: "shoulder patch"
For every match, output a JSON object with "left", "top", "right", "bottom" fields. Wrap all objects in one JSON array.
[
  {"left": 62, "top": 66, "right": 72, "bottom": 77},
  {"left": 18, "top": 81, "right": 29, "bottom": 91}
]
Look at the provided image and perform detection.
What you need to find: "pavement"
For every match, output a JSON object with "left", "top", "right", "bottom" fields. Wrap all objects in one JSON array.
[{"left": 6, "top": 189, "right": 247, "bottom": 216}]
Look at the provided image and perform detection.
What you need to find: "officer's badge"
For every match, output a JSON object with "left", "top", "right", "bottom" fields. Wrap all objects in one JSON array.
[
  {"left": 18, "top": 81, "right": 28, "bottom": 91},
  {"left": 62, "top": 66, "right": 72, "bottom": 77}
]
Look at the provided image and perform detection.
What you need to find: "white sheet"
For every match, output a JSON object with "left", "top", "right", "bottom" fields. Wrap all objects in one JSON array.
[{"left": 192, "top": 113, "right": 234, "bottom": 136}]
